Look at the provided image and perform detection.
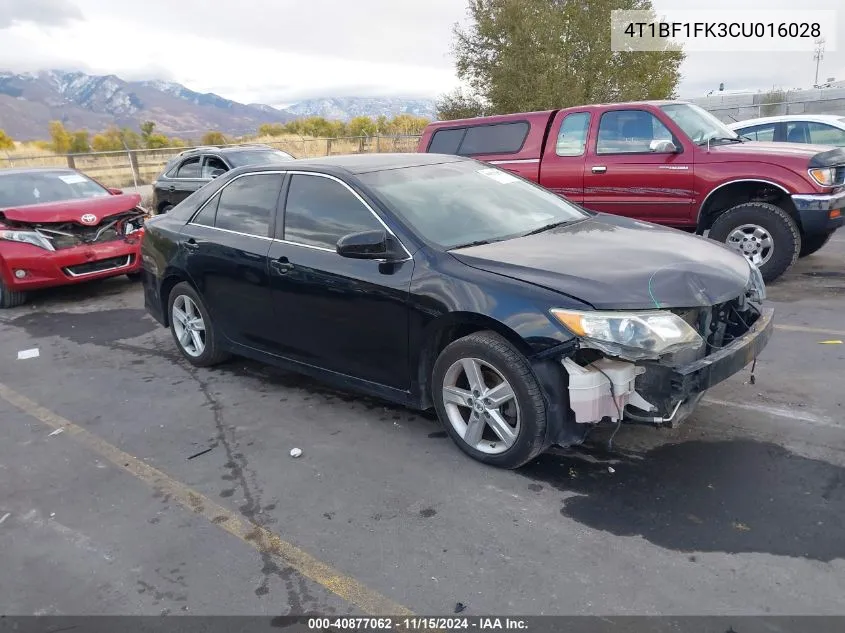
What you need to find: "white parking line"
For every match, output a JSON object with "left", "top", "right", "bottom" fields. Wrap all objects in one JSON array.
[
  {"left": 701, "top": 397, "right": 839, "bottom": 427},
  {"left": 775, "top": 324, "right": 845, "bottom": 337}
]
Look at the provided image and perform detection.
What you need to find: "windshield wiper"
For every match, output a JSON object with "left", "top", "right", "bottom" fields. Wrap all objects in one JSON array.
[
  {"left": 698, "top": 136, "right": 744, "bottom": 145},
  {"left": 521, "top": 220, "right": 573, "bottom": 237},
  {"left": 449, "top": 238, "right": 502, "bottom": 250}
]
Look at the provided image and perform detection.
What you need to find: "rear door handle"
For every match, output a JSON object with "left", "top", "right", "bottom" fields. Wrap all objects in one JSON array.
[
  {"left": 270, "top": 256, "right": 294, "bottom": 275},
  {"left": 591, "top": 165, "right": 607, "bottom": 174},
  {"left": 183, "top": 238, "right": 199, "bottom": 251}
]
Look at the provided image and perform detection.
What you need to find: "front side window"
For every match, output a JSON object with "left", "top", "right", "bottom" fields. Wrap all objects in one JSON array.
[
  {"left": 212, "top": 173, "right": 282, "bottom": 237},
  {"left": 283, "top": 174, "right": 382, "bottom": 250},
  {"left": 597, "top": 110, "right": 673, "bottom": 154},
  {"left": 556, "top": 112, "right": 590, "bottom": 157},
  {"left": 360, "top": 160, "right": 587, "bottom": 250},
  {"left": 806, "top": 122, "right": 845, "bottom": 146},
  {"left": 660, "top": 103, "right": 738, "bottom": 145}
]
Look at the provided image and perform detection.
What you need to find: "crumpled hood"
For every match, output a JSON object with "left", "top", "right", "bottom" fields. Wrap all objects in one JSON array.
[
  {"left": 451, "top": 214, "right": 752, "bottom": 310},
  {"left": 0, "top": 193, "right": 142, "bottom": 224}
]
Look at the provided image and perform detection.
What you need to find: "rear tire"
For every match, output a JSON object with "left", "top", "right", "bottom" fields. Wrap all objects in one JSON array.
[
  {"left": 167, "top": 282, "right": 230, "bottom": 367},
  {"left": 708, "top": 202, "right": 800, "bottom": 283},
  {"left": 798, "top": 231, "right": 833, "bottom": 258},
  {"left": 0, "top": 278, "right": 27, "bottom": 309},
  {"left": 431, "top": 331, "right": 547, "bottom": 469}
]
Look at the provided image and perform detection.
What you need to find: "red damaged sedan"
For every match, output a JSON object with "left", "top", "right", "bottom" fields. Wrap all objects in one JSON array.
[{"left": 0, "top": 168, "right": 147, "bottom": 308}]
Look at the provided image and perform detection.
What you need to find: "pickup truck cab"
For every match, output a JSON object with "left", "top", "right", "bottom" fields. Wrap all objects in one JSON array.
[{"left": 419, "top": 101, "right": 845, "bottom": 282}]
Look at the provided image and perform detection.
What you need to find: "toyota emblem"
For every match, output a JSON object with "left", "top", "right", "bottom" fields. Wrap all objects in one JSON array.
[{"left": 80, "top": 213, "right": 97, "bottom": 225}]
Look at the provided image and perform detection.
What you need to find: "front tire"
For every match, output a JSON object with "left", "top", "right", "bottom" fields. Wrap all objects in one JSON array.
[
  {"left": 708, "top": 202, "right": 800, "bottom": 283},
  {"left": 0, "top": 278, "right": 27, "bottom": 309},
  {"left": 167, "top": 282, "right": 229, "bottom": 367},
  {"left": 799, "top": 231, "right": 833, "bottom": 258},
  {"left": 432, "top": 331, "right": 547, "bottom": 469}
]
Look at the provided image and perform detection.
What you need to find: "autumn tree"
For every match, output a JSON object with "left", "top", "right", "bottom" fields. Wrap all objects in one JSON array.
[
  {"left": 49, "top": 121, "right": 73, "bottom": 153},
  {"left": 436, "top": 87, "right": 488, "bottom": 120},
  {"left": 201, "top": 131, "right": 228, "bottom": 145},
  {"left": 69, "top": 130, "right": 91, "bottom": 153},
  {"left": 0, "top": 129, "right": 14, "bottom": 150},
  {"left": 447, "top": 0, "right": 684, "bottom": 115},
  {"left": 347, "top": 116, "right": 378, "bottom": 137}
]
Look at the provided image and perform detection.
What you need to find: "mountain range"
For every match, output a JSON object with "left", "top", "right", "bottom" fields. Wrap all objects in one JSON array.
[{"left": 0, "top": 70, "right": 437, "bottom": 141}]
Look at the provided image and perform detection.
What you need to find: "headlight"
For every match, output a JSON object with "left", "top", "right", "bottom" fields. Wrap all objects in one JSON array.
[
  {"left": 809, "top": 167, "right": 836, "bottom": 187},
  {"left": 551, "top": 308, "right": 703, "bottom": 357},
  {"left": 0, "top": 229, "right": 55, "bottom": 251}
]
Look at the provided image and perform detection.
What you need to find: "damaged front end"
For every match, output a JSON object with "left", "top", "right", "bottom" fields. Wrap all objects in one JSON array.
[
  {"left": 549, "top": 262, "right": 773, "bottom": 437},
  {"left": 0, "top": 209, "right": 147, "bottom": 252}
]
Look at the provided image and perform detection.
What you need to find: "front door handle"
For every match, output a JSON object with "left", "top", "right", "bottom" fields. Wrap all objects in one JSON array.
[
  {"left": 591, "top": 165, "right": 607, "bottom": 174},
  {"left": 168, "top": 185, "right": 176, "bottom": 191},
  {"left": 183, "top": 238, "right": 199, "bottom": 251},
  {"left": 270, "top": 256, "right": 294, "bottom": 275}
]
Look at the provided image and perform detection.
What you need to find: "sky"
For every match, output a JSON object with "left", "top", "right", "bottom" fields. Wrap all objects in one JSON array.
[{"left": 0, "top": 0, "right": 842, "bottom": 106}]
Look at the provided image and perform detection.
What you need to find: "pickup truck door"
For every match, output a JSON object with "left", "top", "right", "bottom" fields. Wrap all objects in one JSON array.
[
  {"left": 539, "top": 111, "right": 591, "bottom": 204},
  {"left": 581, "top": 108, "right": 695, "bottom": 226}
]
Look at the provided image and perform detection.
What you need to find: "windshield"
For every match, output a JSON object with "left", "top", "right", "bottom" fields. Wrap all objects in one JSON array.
[
  {"left": 0, "top": 171, "right": 110, "bottom": 208},
  {"left": 226, "top": 150, "right": 294, "bottom": 167},
  {"left": 661, "top": 103, "right": 739, "bottom": 144},
  {"left": 359, "top": 160, "right": 588, "bottom": 249}
]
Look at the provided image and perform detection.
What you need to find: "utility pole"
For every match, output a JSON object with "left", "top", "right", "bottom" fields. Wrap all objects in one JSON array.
[{"left": 813, "top": 37, "right": 825, "bottom": 87}]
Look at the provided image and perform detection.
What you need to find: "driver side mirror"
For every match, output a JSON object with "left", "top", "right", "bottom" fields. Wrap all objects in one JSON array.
[
  {"left": 649, "top": 139, "right": 678, "bottom": 153},
  {"left": 336, "top": 230, "right": 397, "bottom": 260},
  {"left": 209, "top": 169, "right": 226, "bottom": 179},
  {"left": 108, "top": 187, "right": 124, "bottom": 195}
]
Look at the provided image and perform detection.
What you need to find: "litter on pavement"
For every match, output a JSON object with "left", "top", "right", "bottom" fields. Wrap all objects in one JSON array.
[
  {"left": 17, "top": 348, "right": 40, "bottom": 360},
  {"left": 290, "top": 448, "right": 303, "bottom": 458}
]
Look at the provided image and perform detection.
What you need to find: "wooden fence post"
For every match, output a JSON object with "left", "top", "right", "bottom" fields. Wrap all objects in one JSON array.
[
  {"left": 326, "top": 139, "right": 333, "bottom": 156},
  {"left": 66, "top": 154, "right": 76, "bottom": 169},
  {"left": 128, "top": 150, "right": 141, "bottom": 186},
  {"left": 376, "top": 135, "right": 381, "bottom": 152}
]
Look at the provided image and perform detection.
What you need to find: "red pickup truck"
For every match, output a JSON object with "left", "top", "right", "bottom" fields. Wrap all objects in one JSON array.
[{"left": 418, "top": 101, "right": 844, "bottom": 282}]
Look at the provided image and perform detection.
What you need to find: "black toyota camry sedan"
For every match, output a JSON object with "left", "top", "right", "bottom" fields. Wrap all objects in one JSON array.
[{"left": 141, "top": 153, "right": 773, "bottom": 468}]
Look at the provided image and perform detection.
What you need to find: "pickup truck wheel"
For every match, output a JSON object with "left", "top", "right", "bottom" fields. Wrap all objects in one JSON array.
[
  {"left": 798, "top": 231, "right": 833, "bottom": 258},
  {"left": 432, "top": 331, "right": 547, "bottom": 469},
  {"left": 0, "top": 279, "right": 27, "bottom": 309},
  {"left": 709, "top": 202, "right": 800, "bottom": 283}
]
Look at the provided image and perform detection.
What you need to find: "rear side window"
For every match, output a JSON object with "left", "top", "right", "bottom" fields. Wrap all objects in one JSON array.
[
  {"left": 211, "top": 173, "right": 283, "bottom": 237},
  {"left": 427, "top": 122, "right": 529, "bottom": 156},
  {"left": 556, "top": 113, "right": 590, "bottom": 156},
  {"left": 176, "top": 157, "right": 201, "bottom": 178},
  {"left": 739, "top": 123, "right": 776, "bottom": 142}
]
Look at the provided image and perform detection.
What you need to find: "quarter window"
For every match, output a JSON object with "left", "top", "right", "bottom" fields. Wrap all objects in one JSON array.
[
  {"left": 176, "top": 157, "right": 201, "bottom": 178},
  {"left": 283, "top": 175, "right": 382, "bottom": 250},
  {"left": 555, "top": 112, "right": 590, "bottom": 157},
  {"left": 597, "top": 110, "right": 674, "bottom": 154},
  {"left": 212, "top": 173, "right": 282, "bottom": 237}
]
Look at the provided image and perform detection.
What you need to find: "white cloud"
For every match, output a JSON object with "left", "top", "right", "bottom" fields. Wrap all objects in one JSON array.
[{"left": 0, "top": 0, "right": 842, "bottom": 105}]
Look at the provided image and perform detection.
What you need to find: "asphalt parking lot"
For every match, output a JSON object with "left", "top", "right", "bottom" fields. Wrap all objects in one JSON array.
[{"left": 1, "top": 237, "right": 844, "bottom": 617}]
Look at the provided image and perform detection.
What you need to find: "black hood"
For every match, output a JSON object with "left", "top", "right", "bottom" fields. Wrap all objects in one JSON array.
[{"left": 451, "top": 214, "right": 752, "bottom": 310}]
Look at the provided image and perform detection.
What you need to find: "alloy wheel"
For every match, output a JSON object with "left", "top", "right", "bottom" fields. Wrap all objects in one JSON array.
[
  {"left": 172, "top": 294, "right": 206, "bottom": 357},
  {"left": 441, "top": 357, "right": 521, "bottom": 455},
  {"left": 726, "top": 223, "right": 774, "bottom": 267}
]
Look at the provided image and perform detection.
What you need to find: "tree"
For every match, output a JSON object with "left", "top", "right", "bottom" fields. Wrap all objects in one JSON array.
[
  {"left": 0, "top": 129, "right": 14, "bottom": 150},
  {"left": 258, "top": 123, "right": 286, "bottom": 137},
  {"left": 145, "top": 133, "right": 170, "bottom": 149},
  {"left": 435, "top": 87, "right": 488, "bottom": 120},
  {"left": 448, "top": 0, "right": 684, "bottom": 114},
  {"left": 49, "top": 121, "right": 73, "bottom": 153},
  {"left": 69, "top": 130, "right": 90, "bottom": 153},
  {"left": 201, "top": 131, "right": 227, "bottom": 145},
  {"left": 347, "top": 116, "right": 378, "bottom": 137},
  {"left": 91, "top": 127, "right": 124, "bottom": 151}
]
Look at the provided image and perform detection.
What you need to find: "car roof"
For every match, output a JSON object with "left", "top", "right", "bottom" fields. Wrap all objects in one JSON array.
[
  {"left": 243, "top": 153, "right": 467, "bottom": 175},
  {"left": 729, "top": 114, "right": 845, "bottom": 128},
  {"left": 0, "top": 167, "right": 79, "bottom": 177}
]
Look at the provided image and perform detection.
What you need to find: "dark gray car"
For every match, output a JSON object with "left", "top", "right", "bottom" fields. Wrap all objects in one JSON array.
[{"left": 152, "top": 144, "right": 294, "bottom": 213}]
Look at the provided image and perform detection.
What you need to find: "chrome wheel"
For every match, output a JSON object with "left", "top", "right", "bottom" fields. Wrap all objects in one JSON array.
[
  {"left": 442, "top": 357, "right": 520, "bottom": 455},
  {"left": 726, "top": 224, "right": 773, "bottom": 267},
  {"left": 171, "top": 294, "right": 206, "bottom": 358}
]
